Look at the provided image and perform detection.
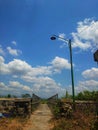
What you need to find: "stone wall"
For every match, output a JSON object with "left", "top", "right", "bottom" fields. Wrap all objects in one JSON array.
[{"left": 0, "top": 98, "right": 31, "bottom": 117}]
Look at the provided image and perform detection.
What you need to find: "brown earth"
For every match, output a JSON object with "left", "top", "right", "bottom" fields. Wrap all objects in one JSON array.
[{"left": 24, "top": 104, "right": 53, "bottom": 130}]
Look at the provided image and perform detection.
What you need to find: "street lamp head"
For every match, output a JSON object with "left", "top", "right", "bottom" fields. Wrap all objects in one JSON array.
[
  {"left": 50, "top": 36, "right": 56, "bottom": 40},
  {"left": 94, "top": 50, "right": 98, "bottom": 62}
]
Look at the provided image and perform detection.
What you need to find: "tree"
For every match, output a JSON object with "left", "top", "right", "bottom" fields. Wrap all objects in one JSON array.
[
  {"left": 65, "top": 91, "right": 69, "bottom": 98},
  {"left": 21, "top": 93, "right": 31, "bottom": 98},
  {"left": 76, "top": 92, "right": 84, "bottom": 100},
  {"left": 7, "top": 94, "right": 11, "bottom": 98},
  {"left": 76, "top": 90, "right": 98, "bottom": 101}
]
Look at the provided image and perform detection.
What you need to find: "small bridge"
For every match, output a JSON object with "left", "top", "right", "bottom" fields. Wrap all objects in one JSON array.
[{"left": 0, "top": 93, "right": 98, "bottom": 118}]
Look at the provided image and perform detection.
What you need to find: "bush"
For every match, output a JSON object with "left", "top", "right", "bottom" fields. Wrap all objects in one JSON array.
[{"left": 91, "top": 119, "right": 98, "bottom": 130}]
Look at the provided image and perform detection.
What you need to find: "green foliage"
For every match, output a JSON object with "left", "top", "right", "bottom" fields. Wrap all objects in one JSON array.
[
  {"left": 62, "top": 90, "right": 98, "bottom": 101},
  {"left": 62, "top": 91, "right": 71, "bottom": 99},
  {"left": 65, "top": 91, "right": 69, "bottom": 98},
  {"left": 7, "top": 94, "right": 11, "bottom": 98},
  {"left": 75, "top": 91, "right": 98, "bottom": 101},
  {"left": 0, "top": 94, "right": 17, "bottom": 98},
  {"left": 52, "top": 119, "right": 69, "bottom": 130},
  {"left": 91, "top": 119, "right": 98, "bottom": 130},
  {"left": 41, "top": 99, "right": 47, "bottom": 104},
  {"left": 53, "top": 105, "right": 60, "bottom": 118},
  {"left": 21, "top": 93, "right": 31, "bottom": 98}
]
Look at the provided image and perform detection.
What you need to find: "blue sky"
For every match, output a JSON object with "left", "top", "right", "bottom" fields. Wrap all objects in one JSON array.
[{"left": 0, "top": 0, "right": 98, "bottom": 98}]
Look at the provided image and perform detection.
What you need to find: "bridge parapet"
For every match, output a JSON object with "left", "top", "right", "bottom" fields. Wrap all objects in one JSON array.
[
  {"left": 31, "top": 94, "right": 42, "bottom": 112},
  {"left": 0, "top": 94, "right": 42, "bottom": 117},
  {"left": 32, "top": 93, "right": 41, "bottom": 102},
  {"left": 47, "top": 94, "right": 58, "bottom": 102}
]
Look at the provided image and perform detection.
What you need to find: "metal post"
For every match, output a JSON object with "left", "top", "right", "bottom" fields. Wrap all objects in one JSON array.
[
  {"left": 69, "top": 39, "right": 75, "bottom": 110},
  {"left": 50, "top": 35, "right": 75, "bottom": 110}
]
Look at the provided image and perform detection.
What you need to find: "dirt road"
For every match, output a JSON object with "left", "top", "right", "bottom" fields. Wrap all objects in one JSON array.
[{"left": 24, "top": 104, "right": 53, "bottom": 130}]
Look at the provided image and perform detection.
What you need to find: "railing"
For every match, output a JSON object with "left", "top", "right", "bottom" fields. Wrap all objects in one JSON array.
[
  {"left": 0, "top": 94, "right": 42, "bottom": 118},
  {"left": 47, "top": 94, "right": 59, "bottom": 115},
  {"left": 47, "top": 98, "right": 98, "bottom": 117},
  {"left": 31, "top": 93, "right": 41, "bottom": 112},
  {"left": 66, "top": 100, "right": 98, "bottom": 115}
]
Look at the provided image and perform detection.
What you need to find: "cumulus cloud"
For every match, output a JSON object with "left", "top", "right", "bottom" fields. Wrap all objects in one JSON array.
[
  {"left": 0, "top": 56, "right": 32, "bottom": 75},
  {"left": 50, "top": 56, "right": 71, "bottom": 73},
  {"left": 75, "top": 80, "right": 98, "bottom": 93},
  {"left": 82, "top": 67, "right": 98, "bottom": 79},
  {"left": 0, "top": 45, "right": 5, "bottom": 55},
  {"left": 0, "top": 56, "right": 68, "bottom": 97},
  {"left": 59, "top": 18, "right": 98, "bottom": 51},
  {"left": 7, "top": 46, "right": 22, "bottom": 56},
  {"left": 0, "top": 79, "right": 66, "bottom": 98},
  {"left": 12, "top": 41, "right": 17, "bottom": 46},
  {"left": 29, "top": 76, "right": 66, "bottom": 98},
  {"left": 0, "top": 82, "right": 9, "bottom": 94},
  {"left": 9, "top": 81, "right": 32, "bottom": 92},
  {"left": 8, "top": 59, "right": 33, "bottom": 75},
  {"left": 72, "top": 67, "right": 98, "bottom": 94},
  {"left": 58, "top": 33, "right": 67, "bottom": 41},
  {"left": 0, "top": 56, "right": 52, "bottom": 77},
  {"left": 0, "top": 56, "right": 71, "bottom": 77},
  {"left": 72, "top": 33, "right": 91, "bottom": 50},
  {"left": 0, "top": 56, "right": 10, "bottom": 74},
  {"left": 72, "top": 18, "right": 98, "bottom": 51},
  {"left": 0, "top": 81, "right": 32, "bottom": 96},
  {"left": 0, "top": 82, "right": 6, "bottom": 88}
]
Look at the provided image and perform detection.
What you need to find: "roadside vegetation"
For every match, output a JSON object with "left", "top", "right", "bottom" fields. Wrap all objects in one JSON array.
[
  {"left": 0, "top": 93, "right": 31, "bottom": 98},
  {"left": 0, "top": 91, "right": 98, "bottom": 130},
  {"left": 0, "top": 117, "right": 27, "bottom": 130},
  {"left": 51, "top": 90, "right": 98, "bottom": 130}
]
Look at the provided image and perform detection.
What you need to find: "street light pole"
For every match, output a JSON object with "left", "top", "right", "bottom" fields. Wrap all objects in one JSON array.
[
  {"left": 69, "top": 39, "right": 75, "bottom": 109},
  {"left": 50, "top": 35, "right": 75, "bottom": 110}
]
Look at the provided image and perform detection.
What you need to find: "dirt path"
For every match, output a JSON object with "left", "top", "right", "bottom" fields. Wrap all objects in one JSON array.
[{"left": 24, "top": 104, "right": 53, "bottom": 130}]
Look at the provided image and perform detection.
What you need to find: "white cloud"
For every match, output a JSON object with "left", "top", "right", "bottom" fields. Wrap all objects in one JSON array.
[
  {"left": 0, "top": 57, "right": 52, "bottom": 77},
  {"left": 12, "top": 41, "right": 17, "bottom": 46},
  {"left": 0, "top": 56, "right": 68, "bottom": 97},
  {"left": 0, "top": 82, "right": 6, "bottom": 88},
  {"left": 59, "top": 18, "right": 98, "bottom": 51},
  {"left": 0, "top": 56, "right": 71, "bottom": 77},
  {"left": 9, "top": 81, "right": 32, "bottom": 92},
  {"left": 71, "top": 67, "right": 98, "bottom": 94},
  {"left": 75, "top": 80, "right": 98, "bottom": 93},
  {"left": 0, "top": 79, "right": 66, "bottom": 98},
  {"left": 7, "top": 46, "right": 22, "bottom": 56},
  {"left": 8, "top": 59, "right": 33, "bottom": 75},
  {"left": 50, "top": 56, "right": 71, "bottom": 73},
  {"left": 71, "top": 18, "right": 98, "bottom": 51},
  {"left": 0, "top": 82, "right": 9, "bottom": 93},
  {"left": 9, "top": 81, "right": 22, "bottom": 88},
  {"left": 72, "top": 33, "right": 91, "bottom": 50},
  {"left": 0, "top": 81, "right": 32, "bottom": 96},
  {"left": 29, "top": 76, "right": 66, "bottom": 98},
  {"left": 58, "top": 33, "right": 66, "bottom": 41},
  {"left": 21, "top": 75, "right": 66, "bottom": 97},
  {"left": 0, "top": 56, "right": 10, "bottom": 74},
  {"left": 0, "top": 45, "right": 5, "bottom": 55},
  {"left": 82, "top": 67, "right": 98, "bottom": 79},
  {"left": 79, "top": 80, "right": 98, "bottom": 87},
  {"left": 0, "top": 56, "right": 5, "bottom": 63},
  {"left": 0, "top": 57, "right": 32, "bottom": 75},
  {"left": 23, "top": 86, "right": 31, "bottom": 91}
]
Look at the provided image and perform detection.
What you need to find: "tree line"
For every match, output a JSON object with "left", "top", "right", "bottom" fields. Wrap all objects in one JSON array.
[
  {"left": 65, "top": 90, "right": 98, "bottom": 101},
  {"left": 0, "top": 93, "right": 31, "bottom": 98}
]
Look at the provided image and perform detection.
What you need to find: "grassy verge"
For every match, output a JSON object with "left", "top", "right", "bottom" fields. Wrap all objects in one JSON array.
[
  {"left": 49, "top": 100, "right": 98, "bottom": 130},
  {"left": 52, "top": 111, "right": 97, "bottom": 130},
  {"left": 0, "top": 117, "right": 27, "bottom": 130}
]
